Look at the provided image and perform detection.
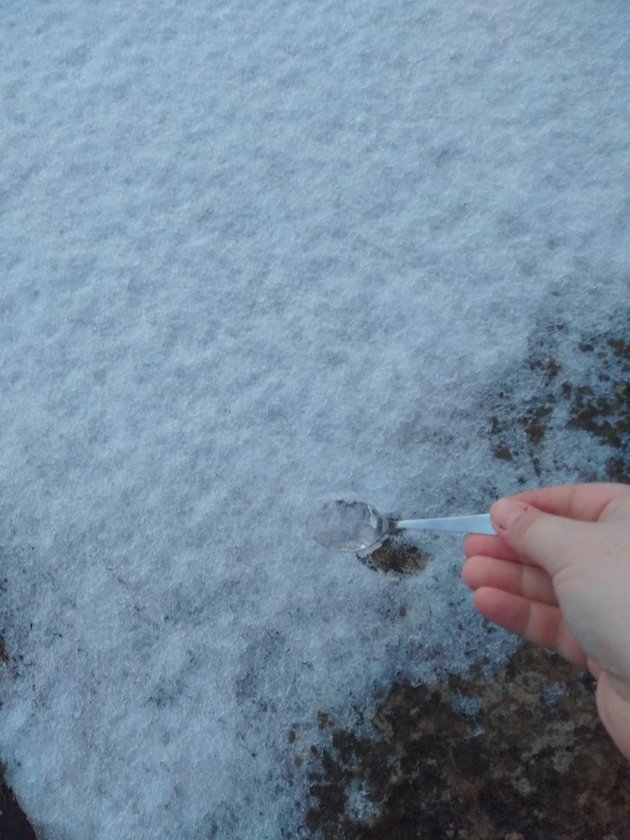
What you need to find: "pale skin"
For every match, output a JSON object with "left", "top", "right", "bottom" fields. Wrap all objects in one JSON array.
[{"left": 461, "top": 482, "right": 630, "bottom": 760}]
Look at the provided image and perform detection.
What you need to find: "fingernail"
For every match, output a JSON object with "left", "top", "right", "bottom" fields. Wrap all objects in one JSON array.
[{"left": 491, "top": 499, "right": 528, "bottom": 532}]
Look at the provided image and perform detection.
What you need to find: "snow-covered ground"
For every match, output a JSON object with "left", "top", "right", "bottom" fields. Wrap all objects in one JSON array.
[{"left": 0, "top": 1, "right": 628, "bottom": 837}]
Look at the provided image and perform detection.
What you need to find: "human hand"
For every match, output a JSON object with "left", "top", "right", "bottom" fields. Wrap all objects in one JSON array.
[{"left": 462, "top": 483, "right": 630, "bottom": 760}]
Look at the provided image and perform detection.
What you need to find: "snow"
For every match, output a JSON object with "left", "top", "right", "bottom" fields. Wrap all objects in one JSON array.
[{"left": 0, "top": 0, "right": 628, "bottom": 837}]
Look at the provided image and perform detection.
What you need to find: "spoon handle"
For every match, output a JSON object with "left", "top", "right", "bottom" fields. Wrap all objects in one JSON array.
[{"left": 395, "top": 513, "right": 495, "bottom": 535}]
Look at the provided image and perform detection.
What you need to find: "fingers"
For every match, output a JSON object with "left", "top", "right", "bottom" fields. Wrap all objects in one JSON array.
[
  {"left": 464, "top": 534, "right": 517, "bottom": 561},
  {"left": 490, "top": 499, "right": 605, "bottom": 579},
  {"left": 473, "top": 587, "right": 587, "bottom": 667},
  {"left": 463, "top": 534, "right": 541, "bottom": 566},
  {"left": 463, "top": 534, "right": 544, "bottom": 568},
  {"left": 504, "top": 483, "right": 630, "bottom": 523},
  {"left": 466, "top": 483, "right": 630, "bottom": 577},
  {"left": 462, "top": 555, "right": 557, "bottom": 605}
]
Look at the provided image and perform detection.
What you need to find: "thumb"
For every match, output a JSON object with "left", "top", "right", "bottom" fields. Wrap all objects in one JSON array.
[{"left": 490, "top": 498, "right": 592, "bottom": 577}]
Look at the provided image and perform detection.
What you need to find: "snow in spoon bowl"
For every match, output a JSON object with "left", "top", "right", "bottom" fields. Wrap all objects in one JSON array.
[{"left": 307, "top": 498, "right": 390, "bottom": 553}]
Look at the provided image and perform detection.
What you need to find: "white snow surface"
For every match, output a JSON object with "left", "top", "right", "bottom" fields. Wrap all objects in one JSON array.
[{"left": 0, "top": 1, "right": 628, "bottom": 838}]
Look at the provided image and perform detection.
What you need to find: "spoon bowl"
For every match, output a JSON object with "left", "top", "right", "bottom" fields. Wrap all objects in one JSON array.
[{"left": 307, "top": 498, "right": 392, "bottom": 553}]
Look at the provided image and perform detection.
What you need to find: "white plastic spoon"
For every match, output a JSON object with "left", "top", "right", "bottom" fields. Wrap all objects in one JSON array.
[{"left": 308, "top": 497, "right": 495, "bottom": 553}]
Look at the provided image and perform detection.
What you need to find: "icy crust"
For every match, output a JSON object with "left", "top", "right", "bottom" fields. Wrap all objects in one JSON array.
[{"left": 0, "top": 0, "right": 629, "bottom": 838}]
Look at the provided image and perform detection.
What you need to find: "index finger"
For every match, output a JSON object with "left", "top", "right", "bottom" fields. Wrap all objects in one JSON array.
[{"left": 506, "top": 483, "right": 629, "bottom": 523}]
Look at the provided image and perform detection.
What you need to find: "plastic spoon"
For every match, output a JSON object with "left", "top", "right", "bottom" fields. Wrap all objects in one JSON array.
[{"left": 308, "top": 497, "right": 495, "bottom": 553}]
